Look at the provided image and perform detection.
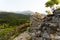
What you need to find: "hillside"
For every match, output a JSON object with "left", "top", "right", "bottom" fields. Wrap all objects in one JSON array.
[
  {"left": 0, "top": 11, "right": 30, "bottom": 40},
  {"left": 0, "top": 12, "right": 30, "bottom": 26}
]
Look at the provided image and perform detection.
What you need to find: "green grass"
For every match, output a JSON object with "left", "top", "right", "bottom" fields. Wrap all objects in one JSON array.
[
  {"left": 0, "top": 27, "right": 15, "bottom": 35},
  {"left": 0, "top": 23, "right": 30, "bottom": 40},
  {"left": 0, "top": 26, "right": 17, "bottom": 40}
]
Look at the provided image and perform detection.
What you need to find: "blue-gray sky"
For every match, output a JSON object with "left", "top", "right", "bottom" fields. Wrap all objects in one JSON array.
[{"left": 0, "top": 0, "right": 48, "bottom": 13}]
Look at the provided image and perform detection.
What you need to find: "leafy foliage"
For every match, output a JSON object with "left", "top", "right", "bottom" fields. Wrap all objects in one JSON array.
[
  {"left": 45, "top": 0, "right": 60, "bottom": 7},
  {"left": 45, "top": 1, "right": 54, "bottom": 7},
  {"left": 0, "top": 12, "right": 30, "bottom": 26}
]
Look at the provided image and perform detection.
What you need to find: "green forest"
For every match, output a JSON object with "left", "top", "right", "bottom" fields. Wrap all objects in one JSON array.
[{"left": 0, "top": 12, "right": 30, "bottom": 40}]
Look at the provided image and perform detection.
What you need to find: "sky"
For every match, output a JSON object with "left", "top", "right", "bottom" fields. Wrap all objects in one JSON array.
[{"left": 0, "top": 0, "right": 48, "bottom": 13}]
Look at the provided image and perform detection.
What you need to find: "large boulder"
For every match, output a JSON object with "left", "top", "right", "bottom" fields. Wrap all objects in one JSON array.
[
  {"left": 30, "top": 12, "right": 45, "bottom": 40},
  {"left": 30, "top": 10, "right": 60, "bottom": 40}
]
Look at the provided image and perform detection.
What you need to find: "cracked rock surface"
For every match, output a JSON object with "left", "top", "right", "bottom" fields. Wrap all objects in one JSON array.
[{"left": 30, "top": 11, "right": 60, "bottom": 40}]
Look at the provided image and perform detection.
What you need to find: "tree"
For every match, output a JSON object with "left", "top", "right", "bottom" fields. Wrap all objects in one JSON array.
[
  {"left": 45, "top": 0, "right": 60, "bottom": 7},
  {"left": 45, "top": 0, "right": 60, "bottom": 13},
  {"left": 45, "top": 0, "right": 54, "bottom": 7}
]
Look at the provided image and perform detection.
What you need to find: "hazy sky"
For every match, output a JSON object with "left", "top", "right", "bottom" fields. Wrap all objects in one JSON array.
[{"left": 0, "top": 0, "right": 48, "bottom": 13}]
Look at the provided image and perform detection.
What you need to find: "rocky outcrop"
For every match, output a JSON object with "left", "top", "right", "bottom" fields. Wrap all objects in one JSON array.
[
  {"left": 30, "top": 11, "right": 60, "bottom": 40},
  {"left": 14, "top": 31, "right": 31, "bottom": 40},
  {"left": 30, "top": 12, "right": 45, "bottom": 40},
  {"left": 30, "top": 12, "right": 45, "bottom": 29}
]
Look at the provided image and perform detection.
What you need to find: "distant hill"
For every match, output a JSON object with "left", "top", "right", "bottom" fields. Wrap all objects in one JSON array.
[
  {"left": 15, "top": 11, "right": 34, "bottom": 15},
  {"left": 0, "top": 12, "right": 30, "bottom": 25},
  {"left": 0, "top": 11, "right": 30, "bottom": 19}
]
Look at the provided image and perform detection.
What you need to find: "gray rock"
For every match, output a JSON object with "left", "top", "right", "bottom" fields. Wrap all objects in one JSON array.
[{"left": 30, "top": 11, "right": 60, "bottom": 40}]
